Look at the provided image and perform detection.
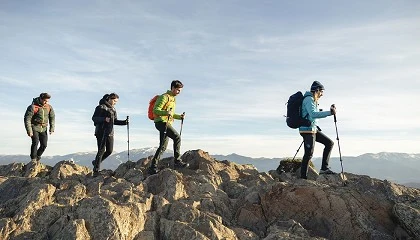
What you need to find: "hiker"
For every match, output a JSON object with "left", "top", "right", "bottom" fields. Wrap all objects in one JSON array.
[
  {"left": 148, "top": 80, "right": 189, "bottom": 175},
  {"left": 92, "top": 93, "right": 128, "bottom": 176},
  {"left": 24, "top": 92, "right": 55, "bottom": 162},
  {"left": 299, "top": 81, "right": 337, "bottom": 179}
]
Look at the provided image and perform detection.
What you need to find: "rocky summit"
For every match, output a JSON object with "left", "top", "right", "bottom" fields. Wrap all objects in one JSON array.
[{"left": 0, "top": 149, "right": 419, "bottom": 240}]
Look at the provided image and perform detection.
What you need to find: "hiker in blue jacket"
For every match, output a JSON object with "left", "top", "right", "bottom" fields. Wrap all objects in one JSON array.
[{"left": 299, "top": 81, "right": 337, "bottom": 179}]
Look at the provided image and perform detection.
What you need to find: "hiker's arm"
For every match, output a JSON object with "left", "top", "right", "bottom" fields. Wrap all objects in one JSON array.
[
  {"left": 153, "top": 95, "right": 171, "bottom": 116},
  {"left": 304, "top": 98, "right": 331, "bottom": 119},
  {"left": 112, "top": 111, "right": 127, "bottom": 125},
  {"left": 24, "top": 105, "right": 34, "bottom": 136},
  {"left": 173, "top": 113, "right": 182, "bottom": 120},
  {"left": 49, "top": 105, "right": 55, "bottom": 133}
]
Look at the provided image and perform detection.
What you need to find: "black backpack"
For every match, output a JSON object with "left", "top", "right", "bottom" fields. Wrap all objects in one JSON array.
[{"left": 286, "top": 91, "right": 311, "bottom": 129}]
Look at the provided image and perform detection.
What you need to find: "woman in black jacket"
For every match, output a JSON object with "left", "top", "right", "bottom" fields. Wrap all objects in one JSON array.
[{"left": 91, "top": 93, "right": 128, "bottom": 176}]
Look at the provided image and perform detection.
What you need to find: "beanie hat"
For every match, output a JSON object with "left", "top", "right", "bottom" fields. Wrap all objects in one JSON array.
[{"left": 310, "top": 81, "right": 325, "bottom": 91}]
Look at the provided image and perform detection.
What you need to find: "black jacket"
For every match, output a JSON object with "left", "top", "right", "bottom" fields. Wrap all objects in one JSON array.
[{"left": 92, "top": 98, "right": 126, "bottom": 136}]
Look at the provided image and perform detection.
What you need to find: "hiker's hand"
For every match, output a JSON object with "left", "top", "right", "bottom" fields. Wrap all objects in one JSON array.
[
  {"left": 28, "top": 133, "right": 33, "bottom": 137},
  {"left": 167, "top": 110, "right": 173, "bottom": 117},
  {"left": 181, "top": 112, "right": 185, "bottom": 120},
  {"left": 126, "top": 116, "right": 129, "bottom": 124},
  {"left": 330, "top": 104, "right": 336, "bottom": 115},
  {"left": 105, "top": 117, "right": 111, "bottom": 123},
  {"left": 49, "top": 131, "right": 54, "bottom": 135}
]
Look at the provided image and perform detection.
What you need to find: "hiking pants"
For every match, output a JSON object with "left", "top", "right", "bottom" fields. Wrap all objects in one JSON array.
[
  {"left": 30, "top": 130, "right": 48, "bottom": 159},
  {"left": 94, "top": 133, "right": 114, "bottom": 168},
  {"left": 300, "top": 131, "right": 334, "bottom": 178},
  {"left": 151, "top": 121, "right": 181, "bottom": 169}
]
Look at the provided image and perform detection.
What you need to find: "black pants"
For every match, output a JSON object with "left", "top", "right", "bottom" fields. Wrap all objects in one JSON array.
[
  {"left": 94, "top": 133, "right": 114, "bottom": 169},
  {"left": 30, "top": 130, "right": 48, "bottom": 159},
  {"left": 151, "top": 121, "right": 181, "bottom": 169},
  {"left": 300, "top": 131, "right": 334, "bottom": 178}
]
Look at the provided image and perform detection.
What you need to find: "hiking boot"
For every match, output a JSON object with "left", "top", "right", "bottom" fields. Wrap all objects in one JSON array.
[
  {"left": 174, "top": 160, "right": 189, "bottom": 169},
  {"left": 319, "top": 168, "right": 336, "bottom": 175},
  {"left": 92, "top": 170, "right": 100, "bottom": 177},
  {"left": 36, "top": 156, "right": 41, "bottom": 161}
]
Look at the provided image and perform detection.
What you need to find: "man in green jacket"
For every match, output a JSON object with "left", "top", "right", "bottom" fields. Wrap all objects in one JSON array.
[
  {"left": 148, "top": 80, "right": 189, "bottom": 175},
  {"left": 24, "top": 93, "right": 55, "bottom": 162}
]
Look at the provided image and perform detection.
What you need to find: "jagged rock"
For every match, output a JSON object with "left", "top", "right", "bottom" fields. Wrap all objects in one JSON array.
[
  {"left": 231, "top": 227, "right": 259, "bottom": 240},
  {"left": 23, "top": 160, "right": 51, "bottom": 178},
  {"left": 50, "top": 160, "right": 90, "bottom": 180},
  {"left": 0, "top": 149, "right": 419, "bottom": 240},
  {"left": 0, "top": 218, "right": 16, "bottom": 239},
  {"left": 164, "top": 201, "right": 238, "bottom": 239},
  {"left": 393, "top": 203, "right": 420, "bottom": 238},
  {"left": 160, "top": 218, "right": 210, "bottom": 240},
  {"left": 263, "top": 219, "right": 326, "bottom": 240},
  {"left": 51, "top": 218, "right": 91, "bottom": 240},
  {"left": 0, "top": 163, "right": 25, "bottom": 177},
  {"left": 144, "top": 168, "right": 187, "bottom": 201}
]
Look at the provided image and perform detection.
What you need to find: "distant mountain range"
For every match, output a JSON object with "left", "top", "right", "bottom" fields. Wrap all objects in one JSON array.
[{"left": 1, "top": 149, "right": 419, "bottom": 186}]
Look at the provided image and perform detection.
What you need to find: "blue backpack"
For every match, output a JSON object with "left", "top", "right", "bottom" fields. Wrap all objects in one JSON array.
[{"left": 286, "top": 91, "right": 311, "bottom": 129}]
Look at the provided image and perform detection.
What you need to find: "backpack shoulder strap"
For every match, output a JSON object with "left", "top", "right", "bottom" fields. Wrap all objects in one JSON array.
[
  {"left": 161, "top": 93, "right": 172, "bottom": 110},
  {"left": 301, "top": 95, "right": 311, "bottom": 119}
]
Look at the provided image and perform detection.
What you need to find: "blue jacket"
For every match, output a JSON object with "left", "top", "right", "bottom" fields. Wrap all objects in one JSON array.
[{"left": 299, "top": 91, "right": 332, "bottom": 133}]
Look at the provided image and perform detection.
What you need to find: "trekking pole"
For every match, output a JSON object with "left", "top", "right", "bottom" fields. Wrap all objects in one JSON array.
[
  {"left": 333, "top": 111, "right": 347, "bottom": 185},
  {"left": 126, "top": 115, "right": 130, "bottom": 161},
  {"left": 292, "top": 141, "right": 304, "bottom": 160},
  {"left": 179, "top": 112, "right": 185, "bottom": 137}
]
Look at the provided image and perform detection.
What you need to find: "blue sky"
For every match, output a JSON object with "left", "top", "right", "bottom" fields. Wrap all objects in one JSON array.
[{"left": 1, "top": 0, "right": 419, "bottom": 159}]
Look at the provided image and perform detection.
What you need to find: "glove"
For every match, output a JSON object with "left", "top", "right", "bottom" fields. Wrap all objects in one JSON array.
[
  {"left": 180, "top": 112, "right": 186, "bottom": 120},
  {"left": 167, "top": 109, "right": 173, "bottom": 117},
  {"left": 330, "top": 104, "right": 337, "bottom": 115},
  {"left": 126, "top": 116, "right": 129, "bottom": 124}
]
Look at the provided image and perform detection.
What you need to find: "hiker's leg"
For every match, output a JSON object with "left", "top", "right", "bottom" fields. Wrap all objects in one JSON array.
[
  {"left": 94, "top": 133, "right": 106, "bottom": 169},
  {"left": 36, "top": 131, "right": 48, "bottom": 158},
  {"left": 101, "top": 136, "right": 114, "bottom": 162},
  {"left": 315, "top": 131, "right": 334, "bottom": 170},
  {"left": 165, "top": 124, "right": 181, "bottom": 161},
  {"left": 30, "top": 131, "right": 40, "bottom": 160},
  {"left": 151, "top": 122, "right": 169, "bottom": 168},
  {"left": 300, "top": 133, "right": 315, "bottom": 178}
]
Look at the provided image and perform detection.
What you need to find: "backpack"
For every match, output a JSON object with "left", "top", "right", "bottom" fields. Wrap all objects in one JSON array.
[
  {"left": 286, "top": 91, "right": 311, "bottom": 129},
  {"left": 148, "top": 94, "right": 170, "bottom": 120}
]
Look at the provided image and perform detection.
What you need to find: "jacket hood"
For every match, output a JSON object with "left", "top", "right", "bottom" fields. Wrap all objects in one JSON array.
[
  {"left": 303, "top": 91, "right": 313, "bottom": 98},
  {"left": 99, "top": 96, "right": 113, "bottom": 109},
  {"left": 99, "top": 98, "right": 106, "bottom": 105},
  {"left": 32, "top": 97, "right": 43, "bottom": 106}
]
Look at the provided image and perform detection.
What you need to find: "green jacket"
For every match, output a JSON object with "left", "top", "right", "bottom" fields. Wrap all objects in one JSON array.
[
  {"left": 24, "top": 97, "right": 55, "bottom": 135},
  {"left": 153, "top": 90, "right": 182, "bottom": 124}
]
